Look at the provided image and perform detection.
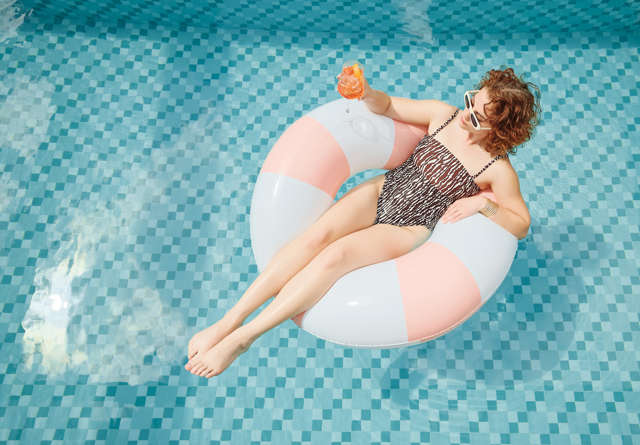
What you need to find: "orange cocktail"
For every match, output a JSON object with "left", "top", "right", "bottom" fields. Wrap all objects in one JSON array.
[{"left": 337, "top": 62, "right": 365, "bottom": 99}]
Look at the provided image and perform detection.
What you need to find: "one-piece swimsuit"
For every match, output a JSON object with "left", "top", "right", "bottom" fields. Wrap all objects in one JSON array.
[{"left": 373, "top": 109, "right": 505, "bottom": 230}]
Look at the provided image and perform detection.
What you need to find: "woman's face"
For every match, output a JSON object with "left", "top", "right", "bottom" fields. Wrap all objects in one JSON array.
[{"left": 459, "top": 87, "right": 492, "bottom": 134}]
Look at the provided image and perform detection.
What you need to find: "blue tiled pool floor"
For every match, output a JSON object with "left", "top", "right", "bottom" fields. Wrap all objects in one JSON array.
[{"left": 0, "top": 15, "right": 639, "bottom": 445}]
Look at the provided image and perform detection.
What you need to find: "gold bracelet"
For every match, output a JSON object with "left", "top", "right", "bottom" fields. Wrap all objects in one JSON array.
[{"left": 480, "top": 199, "right": 498, "bottom": 217}]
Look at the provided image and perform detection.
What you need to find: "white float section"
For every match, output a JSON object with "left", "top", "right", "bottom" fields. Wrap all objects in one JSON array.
[
  {"left": 298, "top": 259, "right": 410, "bottom": 349},
  {"left": 429, "top": 213, "right": 518, "bottom": 302},
  {"left": 306, "top": 99, "right": 396, "bottom": 174},
  {"left": 250, "top": 171, "right": 333, "bottom": 273}
]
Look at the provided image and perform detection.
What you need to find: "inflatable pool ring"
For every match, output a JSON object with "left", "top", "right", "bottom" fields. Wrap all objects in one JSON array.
[{"left": 249, "top": 98, "right": 518, "bottom": 348}]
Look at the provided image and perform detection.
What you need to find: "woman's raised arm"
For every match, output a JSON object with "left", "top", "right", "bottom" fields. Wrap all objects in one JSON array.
[{"left": 361, "top": 78, "right": 447, "bottom": 128}]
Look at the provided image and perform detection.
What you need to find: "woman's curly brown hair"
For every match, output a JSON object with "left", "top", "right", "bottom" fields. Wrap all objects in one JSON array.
[{"left": 477, "top": 68, "right": 541, "bottom": 156}]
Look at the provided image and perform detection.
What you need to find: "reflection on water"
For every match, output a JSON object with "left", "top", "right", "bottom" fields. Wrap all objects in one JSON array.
[
  {"left": 0, "top": 0, "right": 31, "bottom": 44},
  {"left": 0, "top": 74, "right": 56, "bottom": 159},
  {"left": 394, "top": 0, "right": 434, "bottom": 45},
  {"left": 14, "top": 83, "right": 227, "bottom": 384},
  {"left": 21, "top": 204, "right": 188, "bottom": 385},
  {"left": 22, "top": 250, "right": 86, "bottom": 375},
  {"left": 19, "top": 138, "right": 192, "bottom": 385}
]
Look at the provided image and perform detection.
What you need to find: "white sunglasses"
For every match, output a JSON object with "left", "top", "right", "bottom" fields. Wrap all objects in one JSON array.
[{"left": 464, "top": 90, "right": 491, "bottom": 130}]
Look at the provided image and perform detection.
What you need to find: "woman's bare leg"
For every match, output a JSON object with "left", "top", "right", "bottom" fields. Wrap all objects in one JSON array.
[
  {"left": 186, "top": 223, "right": 430, "bottom": 378},
  {"left": 186, "top": 174, "right": 385, "bottom": 361}
]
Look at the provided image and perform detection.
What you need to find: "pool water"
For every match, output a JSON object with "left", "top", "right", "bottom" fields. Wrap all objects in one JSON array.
[{"left": 1, "top": 0, "right": 639, "bottom": 444}]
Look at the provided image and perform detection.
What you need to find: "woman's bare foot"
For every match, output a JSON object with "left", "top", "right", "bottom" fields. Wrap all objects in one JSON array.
[
  {"left": 185, "top": 315, "right": 242, "bottom": 369},
  {"left": 187, "top": 327, "right": 254, "bottom": 378}
]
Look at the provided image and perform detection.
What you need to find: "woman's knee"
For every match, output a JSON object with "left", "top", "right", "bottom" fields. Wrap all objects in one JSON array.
[
  {"left": 313, "top": 242, "right": 348, "bottom": 270},
  {"left": 292, "top": 224, "right": 332, "bottom": 260},
  {"left": 300, "top": 209, "right": 352, "bottom": 252}
]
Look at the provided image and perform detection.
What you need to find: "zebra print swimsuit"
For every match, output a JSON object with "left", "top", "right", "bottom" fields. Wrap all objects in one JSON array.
[{"left": 374, "top": 109, "right": 505, "bottom": 231}]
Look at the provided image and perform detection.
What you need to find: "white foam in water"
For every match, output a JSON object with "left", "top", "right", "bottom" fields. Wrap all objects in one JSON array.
[{"left": 0, "top": 0, "right": 31, "bottom": 44}]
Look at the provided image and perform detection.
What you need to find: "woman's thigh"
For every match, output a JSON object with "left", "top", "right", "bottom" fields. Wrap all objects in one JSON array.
[
  {"left": 299, "top": 173, "right": 386, "bottom": 249},
  {"left": 312, "top": 223, "right": 432, "bottom": 275}
]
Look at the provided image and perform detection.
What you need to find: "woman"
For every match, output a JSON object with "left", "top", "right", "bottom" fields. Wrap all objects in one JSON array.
[{"left": 185, "top": 67, "right": 541, "bottom": 378}]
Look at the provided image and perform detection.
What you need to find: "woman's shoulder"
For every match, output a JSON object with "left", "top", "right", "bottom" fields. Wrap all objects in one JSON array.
[
  {"left": 485, "top": 154, "right": 520, "bottom": 188},
  {"left": 425, "top": 102, "right": 460, "bottom": 132},
  {"left": 490, "top": 153, "right": 514, "bottom": 173}
]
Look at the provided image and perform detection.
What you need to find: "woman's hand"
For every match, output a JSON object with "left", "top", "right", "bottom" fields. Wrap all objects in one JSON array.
[
  {"left": 440, "top": 196, "right": 486, "bottom": 224},
  {"left": 358, "top": 76, "right": 372, "bottom": 101}
]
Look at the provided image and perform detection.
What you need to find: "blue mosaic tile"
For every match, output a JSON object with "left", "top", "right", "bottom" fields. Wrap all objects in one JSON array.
[
  {"left": 18, "top": 0, "right": 640, "bottom": 45},
  {"left": 0, "top": 1, "right": 639, "bottom": 444}
]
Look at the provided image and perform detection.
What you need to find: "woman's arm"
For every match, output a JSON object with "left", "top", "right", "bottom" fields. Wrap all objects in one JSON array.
[
  {"left": 483, "top": 165, "right": 531, "bottom": 240},
  {"left": 360, "top": 78, "right": 445, "bottom": 127},
  {"left": 360, "top": 78, "right": 392, "bottom": 114}
]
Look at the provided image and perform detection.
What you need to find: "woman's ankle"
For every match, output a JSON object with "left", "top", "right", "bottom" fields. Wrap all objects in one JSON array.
[{"left": 221, "top": 309, "right": 248, "bottom": 329}]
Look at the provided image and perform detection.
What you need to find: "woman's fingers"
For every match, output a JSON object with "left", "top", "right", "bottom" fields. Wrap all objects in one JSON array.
[{"left": 362, "top": 77, "right": 371, "bottom": 95}]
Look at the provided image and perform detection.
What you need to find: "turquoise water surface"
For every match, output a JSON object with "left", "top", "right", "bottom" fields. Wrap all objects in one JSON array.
[{"left": 1, "top": 0, "right": 639, "bottom": 444}]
